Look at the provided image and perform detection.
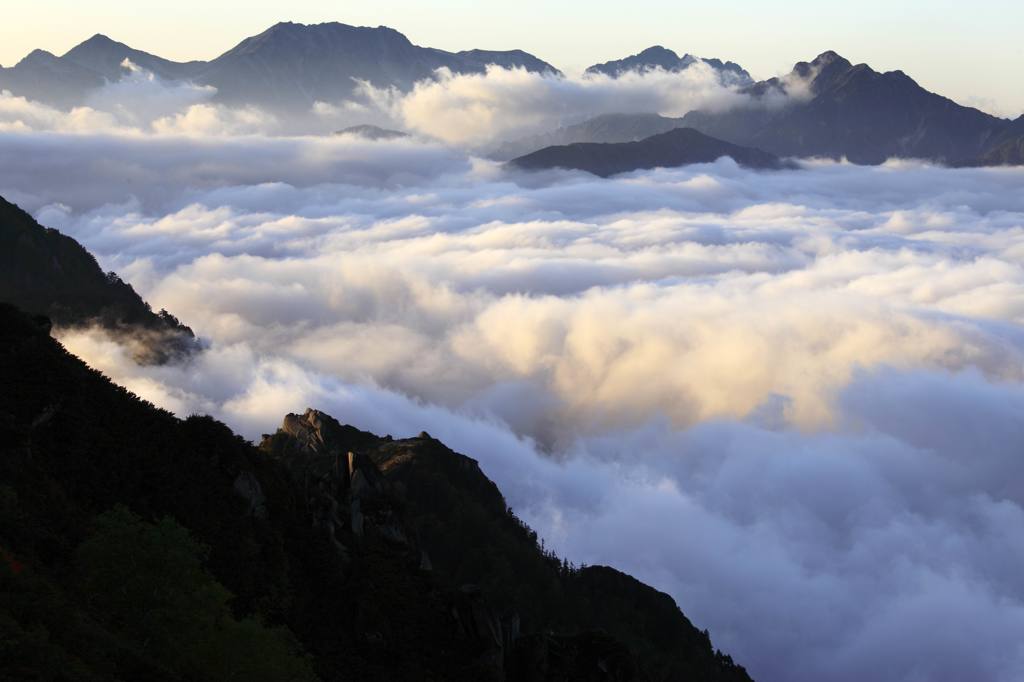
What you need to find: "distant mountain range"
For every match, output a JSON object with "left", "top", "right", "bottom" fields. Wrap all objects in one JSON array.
[
  {"left": 500, "top": 51, "right": 1023, "bottom": 167},
  {"left": 491, "top": 112, "right": 688, "bottom": 161},
  {"left": 585, "top": 46, "right": 753, "bottom": 86},
  {"left": 508, "top": 127, "right": 789, "bottom": 176},
  {"left": 0, "top": 22, "right": 560, "bottom": 113},
  {"left": 2, "top": 23, "right": 1021, "bottom": 167}
]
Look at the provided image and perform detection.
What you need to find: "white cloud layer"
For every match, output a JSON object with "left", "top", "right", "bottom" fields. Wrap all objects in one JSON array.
[
  {"left": 350, "top": 63, "right": 751, "bottom": 146},
  {"left": 3, "top": 126, "right": 1024, "bottom": 682}
]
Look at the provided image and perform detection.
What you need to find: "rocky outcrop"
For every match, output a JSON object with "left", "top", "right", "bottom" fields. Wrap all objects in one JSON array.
[
  {"left": 232, "top": 470, "right": 267, "bottom": 519},
  {"left": 260, "top": 410, "right": 412, "bottom": 559},
  {"left": 259, "top": 405, "right": 754, "bottom": 682}
]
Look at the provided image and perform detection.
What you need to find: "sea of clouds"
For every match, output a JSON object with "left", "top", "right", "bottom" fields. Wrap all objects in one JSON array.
[{"left": 2, "top": 62, "right": 1023, "bottom": 682}]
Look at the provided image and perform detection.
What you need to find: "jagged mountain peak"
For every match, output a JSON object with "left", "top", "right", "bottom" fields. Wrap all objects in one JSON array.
[
  {"left": 681, "top": 48, "right": 1015, "bottom": 165},
  {"left": 61, "top": 34, "right": 131, "bottom": 65},
  {"left": 637, "top": 45, "right": 685, "bottom": 60},
  {"left": 586, "top": 45, "right": 694, "bottom": 76},
  {"left": 231, "top": 20, "right": 414, "bottom": 52},
  {"left": 791, "top": 50, "right": 855, "bottom": 88},
  {"left": 585, "top": 45, "right": 751, "bottom": 85},
  {"left": 74, "top": 33, "right": 120, "bottom": 48},
  {"left": 811, "top": 49, "right": 849, "bottom": 66},
  {"left": 16, "top": 48, "right": 60, "bottom": 67}
]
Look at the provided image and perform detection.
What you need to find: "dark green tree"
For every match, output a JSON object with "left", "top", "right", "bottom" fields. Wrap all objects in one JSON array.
[{"left": 75, "top": 506, "right": 317, "bottom": 682}]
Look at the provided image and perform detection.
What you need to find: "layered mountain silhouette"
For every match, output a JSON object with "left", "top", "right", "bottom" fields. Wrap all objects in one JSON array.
[
  {"left": 508, "top": 127, "right": 789, "bottom": 177},
  {"left": 0, "top": 297, "right": 753, "bottom": 681},
  {"left": 586, "top": 46, "right": 753, "bottom": 86},
  {"left": 0, "top": 22, "right": 559, "bottom": 113},
  {"left": 680, "top": 50, "right": 1016, "bottom": 165},
  {"left": 495, "top": 51, "right": 1023, "bottom": 167},
  {"left": 491, "top": 113, "right": 689, "bottom": 161},
  {"left": 0, "top": 195, "right": 198, "bottom": 364},
  {"left": 5, "top": 27, "right": 1022, "bottom": 167}
]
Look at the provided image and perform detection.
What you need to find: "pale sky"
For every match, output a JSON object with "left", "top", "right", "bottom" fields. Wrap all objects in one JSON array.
[{"left": 3, "top": 0, "right": 1022, "bottom": 117}]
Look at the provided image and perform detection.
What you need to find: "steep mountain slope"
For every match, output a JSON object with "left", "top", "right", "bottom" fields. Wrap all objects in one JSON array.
[
  {"left": 261, "top": 409, "right": 754, "bottom": 682},
  {"left": 0, "top": 196, "right": 197, "bottom": 364},
  {"left": 585, "top": 46, "right": 752, "bottom": 86},
  {"left": 60, "top": 33, "right": 207, "bottom": 81},
  {"left": 967, "top": 135, "right": 1024, "bottom": 166},
  {"left": 491, "top": 113, "right": 688, "bottom": 161},
  {"left": 0, "top": 22, "right": 558, "bottom": 113},
  {"left": 0, "top": 303, "right": 753, "bottom": 681},
  {"left": 959, "top": 116, "right": 1024, "bottom": 166},
  {"left": 508, "top": 127, "right": 789, "bottom": 176},
  {"left": 680, "top": 51, "right": 1013, "bottom": 164}
]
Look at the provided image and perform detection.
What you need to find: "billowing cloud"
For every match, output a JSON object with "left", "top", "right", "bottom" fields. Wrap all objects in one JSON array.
[
  {"left": 4, "top": 124, "right": 1024, "bottom": 682},
  {"left": 0, "top": 90, "right": 123, "bottom": 133},
  {"left": 1, "top": 59, "right": 224, "bottom": 135},
  {"left": 85, "top": 59, "right": 218, "bottom": 126},
  {"left": 353, "top": 63, "right": 752, "bottom": 146}
]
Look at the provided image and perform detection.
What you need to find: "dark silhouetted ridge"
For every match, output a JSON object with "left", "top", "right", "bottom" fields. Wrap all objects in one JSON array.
[
  {"left": 0, "top": 21, "right": 558, "bottom": 113},
  {"left": 0, "top": 195, "right": 198, "bottom": 364},
  {"left": 509, "top": 127, "right": 789, "bottom": 176},
  {"left": 681, "top": 50, "right": 1015, "bottom": 165}
]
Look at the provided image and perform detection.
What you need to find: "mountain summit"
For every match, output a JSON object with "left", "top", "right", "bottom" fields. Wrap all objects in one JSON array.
[
  {"left": 681, "top": 50, "right": 1013, "bottom": 164},
  {"left": 0, "top": 21, "right": 559, "bottom": 112},
  {"left": 586, "top": 46, "right": 753, "bottom": 86}
]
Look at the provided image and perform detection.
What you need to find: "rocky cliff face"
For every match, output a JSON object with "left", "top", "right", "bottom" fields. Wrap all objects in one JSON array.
[{"left": 260, "top": 408, "right": 754, "bottom": 681}]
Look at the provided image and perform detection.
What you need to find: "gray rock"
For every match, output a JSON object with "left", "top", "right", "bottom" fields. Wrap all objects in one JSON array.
[{"left": 231, "top": 470, "right": 267, "bottom": 519}]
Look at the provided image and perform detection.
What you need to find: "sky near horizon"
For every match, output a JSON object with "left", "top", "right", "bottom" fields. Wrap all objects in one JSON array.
[{"left": 2, "top": 1, "right": 1022, "bottom": 116}]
